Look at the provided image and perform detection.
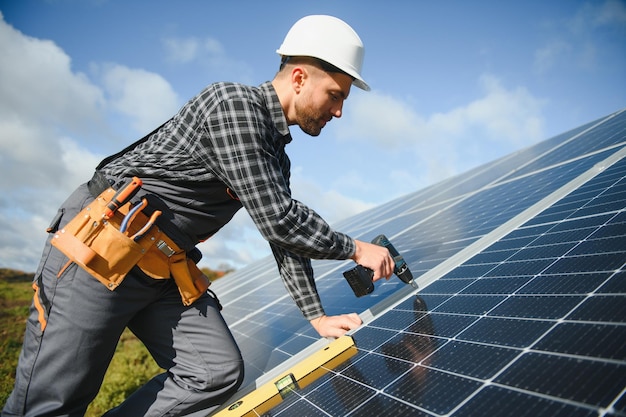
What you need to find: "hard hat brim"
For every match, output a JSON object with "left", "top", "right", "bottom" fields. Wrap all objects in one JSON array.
[{"left": 351, "top": 77, "right": 370, "bottom": 92}]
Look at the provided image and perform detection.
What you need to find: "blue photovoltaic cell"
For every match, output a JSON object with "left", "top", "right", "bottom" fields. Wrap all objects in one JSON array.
[
  {"left": 453, "top": 386, "right": 599, "bottom": 417},
  {"left": 426, "top": 340, "right": 520, "bottom": 379},
  {"left": 209, "top": 109, "right": 626, "bottom": 416},
  {"left": 494, "top": 353, "right": 626, "bottom": 407},
  {"left": 456, "top": 316, "right": 554, "bottom": 347},
  {"left": 534, "top": 322, "right": 626, "bottom": 360}
]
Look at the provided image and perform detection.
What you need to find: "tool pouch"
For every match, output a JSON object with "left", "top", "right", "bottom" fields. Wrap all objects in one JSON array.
[
  {"left": 51, "top": 188, "right": 161, "bottom": 290},
  {"left": 52, "top": 187, "right": 211, "bottom": 305},
  {"left": 137, "top": 236, "right": 210, "bottom": 306}
]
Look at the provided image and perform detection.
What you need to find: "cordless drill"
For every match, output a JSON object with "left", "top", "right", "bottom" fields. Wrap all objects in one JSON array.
[{"left": 343, "top": 234, "right": 417, "bottom": 297}]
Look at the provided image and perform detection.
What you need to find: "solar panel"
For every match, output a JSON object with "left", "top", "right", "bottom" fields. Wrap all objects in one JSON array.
[{"left": 209, "top": 109, "right": 626, "bottom": 416}]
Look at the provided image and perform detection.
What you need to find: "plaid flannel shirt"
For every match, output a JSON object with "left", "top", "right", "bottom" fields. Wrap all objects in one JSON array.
[{"left": 103, "top": 81, "right": 356, "bottom": 319}]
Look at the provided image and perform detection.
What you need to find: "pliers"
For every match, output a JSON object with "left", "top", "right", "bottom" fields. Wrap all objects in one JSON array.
[
  {"left": 131, "top": 210, "right": 162, "bottom": 241},
  {"left": 120, "top": 198, "right": 147, "bottom": 234}
]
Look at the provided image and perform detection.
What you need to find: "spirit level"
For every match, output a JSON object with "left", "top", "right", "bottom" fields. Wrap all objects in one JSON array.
[{"left": 214, "top": 335, "right": 357, "bottom": 416}]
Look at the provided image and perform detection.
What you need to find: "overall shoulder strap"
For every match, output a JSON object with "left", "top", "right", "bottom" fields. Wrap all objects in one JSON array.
[{"left": 96, "top": 118, "right": 172, "bottom": 170}]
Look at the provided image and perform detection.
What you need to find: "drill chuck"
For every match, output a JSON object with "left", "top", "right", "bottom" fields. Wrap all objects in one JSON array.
[{"left": 371, "top": 234, "right": 417, "bottom": 288}]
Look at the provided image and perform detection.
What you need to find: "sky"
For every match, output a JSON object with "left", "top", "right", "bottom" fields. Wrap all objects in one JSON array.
[{"left": 0, "top": 0, "right": 625, "bottom": 273}]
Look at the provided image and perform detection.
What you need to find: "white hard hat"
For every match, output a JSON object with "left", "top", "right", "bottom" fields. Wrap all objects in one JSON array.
[{"left": 276, "top": 15, "right": 370, "bottom": 91}]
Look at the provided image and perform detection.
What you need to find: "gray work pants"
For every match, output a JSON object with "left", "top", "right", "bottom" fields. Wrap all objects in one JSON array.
[{"left": 2, "top": 184, "right": 244, "bottom": 417}]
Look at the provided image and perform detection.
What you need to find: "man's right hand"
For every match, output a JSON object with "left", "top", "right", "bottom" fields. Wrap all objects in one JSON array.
[
  {"left": 351, "top": 239, "right": 394, "bottom": 281},
  {"left": 310, "top": 313, "right": 362, "bottom": 338}
]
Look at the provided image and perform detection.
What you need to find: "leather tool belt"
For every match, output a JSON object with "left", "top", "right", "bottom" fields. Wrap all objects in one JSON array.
[{"left": 51, "top": 186, "right": 210, "bottom": 306}]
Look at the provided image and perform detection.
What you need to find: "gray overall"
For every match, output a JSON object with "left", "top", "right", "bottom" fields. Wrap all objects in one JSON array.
[{"left": 2, "top": 183, "right": 244, "bottom": 417}]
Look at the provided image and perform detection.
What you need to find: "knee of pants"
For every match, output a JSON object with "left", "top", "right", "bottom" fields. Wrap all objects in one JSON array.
[
  {"left": 176, "top": 357, "right": 244, "bottom": 396},
  {"left": 213, "top": 358, "right": 245, "bottom": 395},
  {"left": 222, "top": 359, "right": 245, "bottom": 395}
]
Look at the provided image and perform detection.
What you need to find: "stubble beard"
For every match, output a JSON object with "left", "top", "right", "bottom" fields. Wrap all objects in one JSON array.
[{"left": 295, "top": 99, "right": 324, "bottom": 137}]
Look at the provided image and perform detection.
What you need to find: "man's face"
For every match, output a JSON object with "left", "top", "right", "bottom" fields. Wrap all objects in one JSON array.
[{"left": 295, "top": 69, "right": 353, "bottom": 137}]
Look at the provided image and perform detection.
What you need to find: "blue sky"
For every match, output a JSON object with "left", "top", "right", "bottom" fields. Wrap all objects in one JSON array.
[{"left": 0, "top": 0, "right": 625, "bottom": 272}]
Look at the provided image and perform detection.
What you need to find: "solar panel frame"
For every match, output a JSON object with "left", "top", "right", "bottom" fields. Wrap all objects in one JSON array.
[{"left": 209, "top": 109, "right": 626, "bottom": 416}]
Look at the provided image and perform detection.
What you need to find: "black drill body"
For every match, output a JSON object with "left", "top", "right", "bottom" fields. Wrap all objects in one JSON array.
[{"left": 342, "top": 234, "right": 417, "bottom": 297}]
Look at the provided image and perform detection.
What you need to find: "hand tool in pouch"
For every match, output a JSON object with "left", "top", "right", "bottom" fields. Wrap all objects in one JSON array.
[
  {"left": 120, "top": 198, "right": 147, "bottom": 233},
  {"left": 131, "top": 210, "right": 162, "bottom": 241},
  {"left": 104, "top": 177, "right": 143, "bottom": 219}
]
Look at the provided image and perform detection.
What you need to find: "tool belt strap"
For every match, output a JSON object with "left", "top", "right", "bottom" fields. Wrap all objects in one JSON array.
[
  {"left": 138, "top": 232, "right": 211, "bottom": 306},
  {"left": 51, "top": 187, "right": 209, "bottom": 306}
]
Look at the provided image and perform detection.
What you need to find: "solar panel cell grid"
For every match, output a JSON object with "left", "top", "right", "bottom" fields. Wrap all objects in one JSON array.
[
  {"left": 492, "top": 295, "right": 586, "bottom": 319},
  {"left": 457, "top": 316, "right": 554, "bottom": 347},
  {"left": 495, "top": 353, "right": 626, "bottom": 407},
  {"left": 534, "top": 322, "right": 626, "bottom": 360},
  {"left": 516, "top": 272, "right": 612, "bottom": 294},
  {"left": 407, "top": 313, "right": 477, "bottom": 338},
  {"left": 210, "top": 110, "right": 626, "bottom": 416},
  {"left": 453, "top": 386, "right": 600, "bottom": 417}
]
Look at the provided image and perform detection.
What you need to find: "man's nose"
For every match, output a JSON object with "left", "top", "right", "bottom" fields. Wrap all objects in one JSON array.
[{"left": 332, "top": 102, "right": 343, "bottom": 118}]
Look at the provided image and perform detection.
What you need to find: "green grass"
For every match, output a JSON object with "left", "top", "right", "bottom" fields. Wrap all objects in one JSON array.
[
  {"left": 0, "top": 277, "right": 32, "bottom": 407},
  {"left": 0, "top": 271, "right": 162, "bottom": 415},
  {"left": 86, "top": 329, "right": 162, "bottom": 416}
]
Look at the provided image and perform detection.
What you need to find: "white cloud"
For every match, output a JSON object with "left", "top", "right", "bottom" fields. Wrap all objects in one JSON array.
[
  {"left": 164, "top": 37, "right": 201, "bottom": 64},
  {"left": 163, "top": 36, "right": 223, "bottom": 64},
  {"left": 388, "top": 169, "right": 426, "bottom": 196},
  {"left": 0, "top": 12, "right": 105, "bottom": 134},
  {"left": 59, "top": 138, "right": 102, "bottom": 189},
  {"left": 533, "top": 40, "right": 573, "bottom": 74},
  {"left": 534, "top": 0, "right": 626, "bottom": 74},
  {"left": 0, "top": 14, "right": 108, "bottom": 272},
  {"left": 0, "top": 15, "right": 179, "bottom": 271},
  {"left": 0, "top": 119, "right": 63, "bottom": 189},
  {"left": 291, "top": 170, "right": 375, "bottom": 224},
  {"left": 162, "top": 35, "right": 254, "bottom": 85},
  {"left": 0, "top": 13, "right": 105, "bottom": 197},
  {"left": 341, "top": 74, "right": 544, "bottom": 146},
  {"left": 571, "top": 0, "right": 626, "bottom": 32},
  {"left": 336, "top": 92, "right": 424, "bottom": 147},
  {"left": 440, "top": 75, "right": 545, "bottom": 146},
  {"left": 421, "top": 75, "right": 545, "bottom": 182},
  {"left": 99, "top": 64, "right": 180, "bottom": 133},
  {"left": 197, "top": 210, "right": 268, "bottom": 270},
  {"left": 339, "top": 74, "right": 545, "bottom": 186}
]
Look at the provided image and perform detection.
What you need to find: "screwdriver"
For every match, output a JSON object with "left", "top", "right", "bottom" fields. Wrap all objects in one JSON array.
[{"left": 104, "top": 177, "right": 143, "bottom": 219}]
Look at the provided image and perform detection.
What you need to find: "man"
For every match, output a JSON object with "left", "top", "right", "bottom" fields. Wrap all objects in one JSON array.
[{"left": 3, "top": 15, "right": 394, "bottom": 417}]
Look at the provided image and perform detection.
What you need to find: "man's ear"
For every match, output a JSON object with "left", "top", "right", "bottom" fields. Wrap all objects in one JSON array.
[{"left": 291, "top": 66, "right": 306, "bottom": 93}]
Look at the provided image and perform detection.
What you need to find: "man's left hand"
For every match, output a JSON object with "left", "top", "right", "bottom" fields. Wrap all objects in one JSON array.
[{"left": 309, "top": 313, "right": 362, "bottom": 338}]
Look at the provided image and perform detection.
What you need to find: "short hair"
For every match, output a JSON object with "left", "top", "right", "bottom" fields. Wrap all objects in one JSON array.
[{"left": 278, "top": 56, "right": 354, "bottom": 80}]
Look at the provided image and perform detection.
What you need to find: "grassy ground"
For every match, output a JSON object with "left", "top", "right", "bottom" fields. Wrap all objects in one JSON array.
[
  {"left": 0, "top": 274, "right": 32, "bottom": 408},
  {"left": 0, "top": 270, "right": 162, "bottom": 415}
]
